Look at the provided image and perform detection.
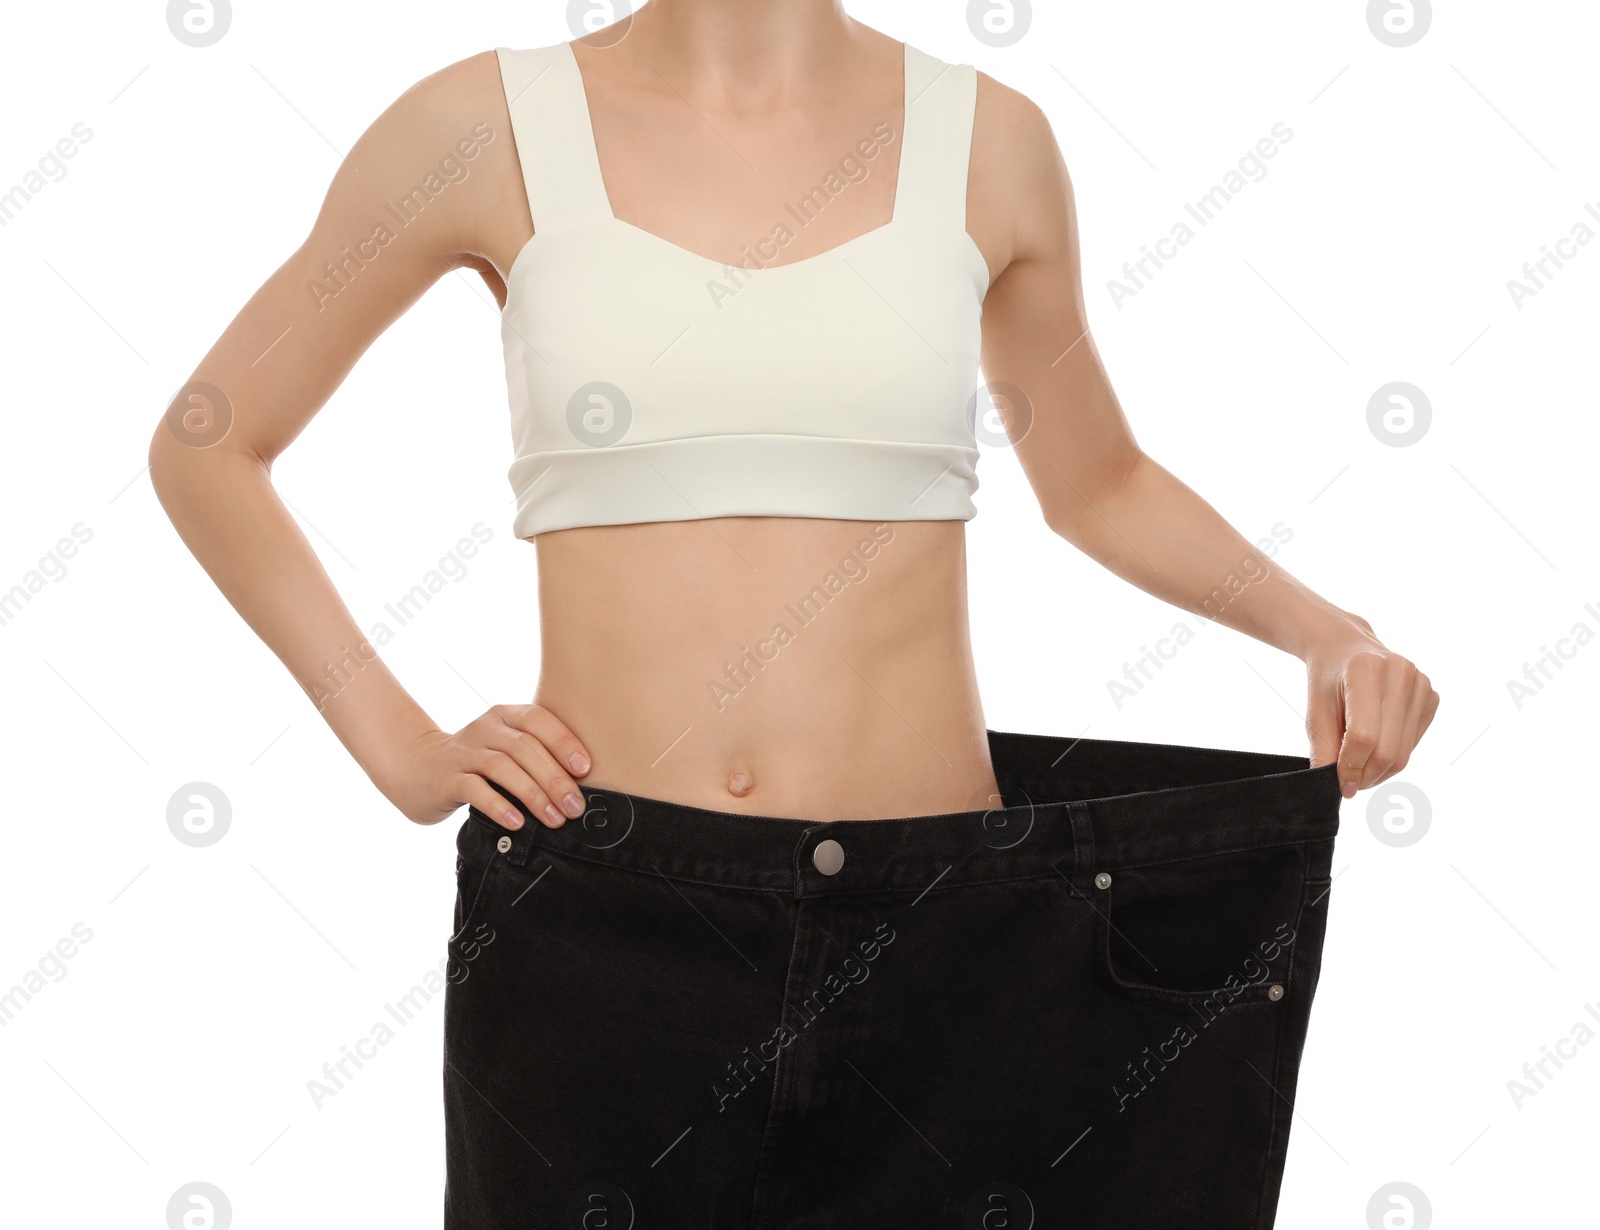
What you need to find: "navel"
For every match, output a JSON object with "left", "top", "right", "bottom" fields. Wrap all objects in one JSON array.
[{"left": 726, "top": 769, "right": 756, "bottom": 799}]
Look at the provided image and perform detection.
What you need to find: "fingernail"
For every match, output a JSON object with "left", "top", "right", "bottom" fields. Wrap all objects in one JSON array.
[
  {"left": 569, "top": 752, "right": 590, "bottom": 774},
  {"left": 543, "top": 804, "right": 563, "bottom": 826},
  {"left": 503, "top": 809, "right": 523, "bottom": 829},
  {"left": 1342, "top": 780, "right": 1357, "bottom": 798},
  {"left": 562, "top": 792, "right": 584, "bottom": 817}
]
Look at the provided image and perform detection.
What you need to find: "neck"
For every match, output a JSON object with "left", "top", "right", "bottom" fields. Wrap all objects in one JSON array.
[{"left": 598, "top": 0, "right": 864, "bottom": 108}]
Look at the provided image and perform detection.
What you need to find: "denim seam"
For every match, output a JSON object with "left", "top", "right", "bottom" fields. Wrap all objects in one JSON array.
[
  {"left": 491, "top": 839, "right": 1331, "bottom": 899},
  {"left": 1099, "top": 833, "right": 1340, "bottom": 875},
  {"left": 1251, "top": 860, "right": 1319, "bottom": 1229},
  {"left": 492, "top": 843, "right": 1082, "bottom": 897},
  {"left": 1003, "top": 761, "right": 1334, "bottom": 803},
  {"left": 750, "top": 898, "right": 809, "bottom": 1230},
  {"left": 447, "top": 854, "right": 503, "bottom": 948},
  {"left": 492, "top": 825, "right": 1338, "bottom": 892}
]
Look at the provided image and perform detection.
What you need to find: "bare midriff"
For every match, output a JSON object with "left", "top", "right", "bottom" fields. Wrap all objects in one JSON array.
[{"left": 532, "top": 517, "right": 999, "bottom": 821}]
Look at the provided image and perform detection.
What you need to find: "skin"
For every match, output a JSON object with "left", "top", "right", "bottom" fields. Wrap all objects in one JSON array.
[{"left": 148, "top": 0, "right": 1438, "bottom": 834}]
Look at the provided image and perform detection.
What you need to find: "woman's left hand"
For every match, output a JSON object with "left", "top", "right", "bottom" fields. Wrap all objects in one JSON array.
[{"left": 1303, "top": 614, "right": 1440, "bottom": 798}]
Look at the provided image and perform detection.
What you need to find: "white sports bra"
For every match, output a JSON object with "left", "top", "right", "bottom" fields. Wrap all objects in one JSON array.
[{"left": 493, "top": 40, "right": 990, "bottom": 537}]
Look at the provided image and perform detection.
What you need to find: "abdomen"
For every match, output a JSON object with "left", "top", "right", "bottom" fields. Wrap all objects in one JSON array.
[{"left": 532, "top": 517, "right": 996, "bottom": 820}]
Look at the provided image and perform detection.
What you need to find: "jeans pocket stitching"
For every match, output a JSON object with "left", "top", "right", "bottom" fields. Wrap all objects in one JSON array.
[
  {"left": 1097, "top": 911, "right": 1284, "bottom": 1006},
  {"left": 450, "top": 852, "right": 505, "bottom": 949},
  {"left": 1094, "top": 864, "right": 1297, "bottom": 1007}
]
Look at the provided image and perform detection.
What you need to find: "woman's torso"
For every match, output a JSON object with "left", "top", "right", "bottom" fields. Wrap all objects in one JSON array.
[{"left": 477, "top": 30, "right": 1011, "bottom": 819}]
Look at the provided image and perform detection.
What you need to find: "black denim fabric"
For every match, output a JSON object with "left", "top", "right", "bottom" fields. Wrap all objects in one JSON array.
[{"left": 442, "top": 729, "right": 1342, "bottom": 1229}]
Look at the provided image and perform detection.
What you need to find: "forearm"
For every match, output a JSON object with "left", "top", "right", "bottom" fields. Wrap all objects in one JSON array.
[
  {"left": 148, "top": 439, "right": 438, "bottom": 787},
  {"left": 1054, "top": 451, "right": 1367, "bottom": 660}
]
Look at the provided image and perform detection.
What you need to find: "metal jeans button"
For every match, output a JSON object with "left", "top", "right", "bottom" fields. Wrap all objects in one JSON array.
[
  {"left": 496, "top": 835, "right": 513, "bottom": 854},
  {"left": 812, "top": 838, "right": 845, "bottom": 876}
]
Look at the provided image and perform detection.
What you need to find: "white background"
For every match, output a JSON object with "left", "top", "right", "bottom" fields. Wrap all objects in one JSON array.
[{"left": 1, "top": 1, "right": 1594, "bottom": 1226}]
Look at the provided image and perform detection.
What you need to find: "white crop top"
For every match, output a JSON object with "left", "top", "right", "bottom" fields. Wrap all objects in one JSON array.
[{"left": 493, "top": 40, "right": 990, "bottom": 537}]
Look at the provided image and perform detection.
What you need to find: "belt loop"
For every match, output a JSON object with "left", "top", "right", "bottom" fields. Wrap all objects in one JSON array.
[{"left": 1067, "top": 800, "right": 1095, "bottom": 883}]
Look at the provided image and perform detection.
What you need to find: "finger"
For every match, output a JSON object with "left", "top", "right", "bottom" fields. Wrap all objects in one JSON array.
[
  {"left": 1390, "top": 673, "right": 1439, "bottom": 776},
  {"left": 489, "top": 715, "right": 586, "bottom": 819},
  {"left": 456, "top": 772, "right": 533, "bottom": 832},
  {"left": 507, "top": 704, "right": 591, "bottom": 778},
  {"left": 1362, "top": 660, "right": 1419, "bottom": 787},
  {"left": 1306, "top": 677, "right": 1343, "bottom": 771},
  {"left": 1415, "top": 676, "right": 1441, "bottom": 742},
  {"left": 1335, "top": 658, "right": 1385, "bottom": 798},
  {"left": 469, "top": 747, "right": 567, "bottom": 828}
]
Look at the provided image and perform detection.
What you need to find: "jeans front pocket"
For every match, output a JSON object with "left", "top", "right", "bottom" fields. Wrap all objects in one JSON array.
[
  {"left": 449, "top": 838, "right": 506, "bottom": 973},
  {"left": 1095, "top": 843, "right": 1314, "bottom": 1007}
]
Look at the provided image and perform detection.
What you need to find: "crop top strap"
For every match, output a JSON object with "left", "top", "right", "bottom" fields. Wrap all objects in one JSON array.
[
  {"left": 494, "top": 44, "right": 613, "bottom": 230},
  {"left": 895, "top": 45, "right": 978, "bottom": 233}
]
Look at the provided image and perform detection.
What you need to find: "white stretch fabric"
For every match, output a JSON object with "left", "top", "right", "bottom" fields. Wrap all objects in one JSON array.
[{"left": 494, "top": 40, "right": 990, "bottom": 537}]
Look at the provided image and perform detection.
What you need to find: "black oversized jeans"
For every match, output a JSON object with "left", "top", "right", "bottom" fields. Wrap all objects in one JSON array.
[{"left": 442, "top": 730, "right": 1343, "bottom": 1229}]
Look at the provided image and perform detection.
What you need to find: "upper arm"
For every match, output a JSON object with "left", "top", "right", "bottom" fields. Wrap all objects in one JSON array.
[
  {"left": 150, "top": 49, "right": 530, "bottom": 471},
  {"left": 971, "top": 74, "right": 1141, "bottom": 535}
]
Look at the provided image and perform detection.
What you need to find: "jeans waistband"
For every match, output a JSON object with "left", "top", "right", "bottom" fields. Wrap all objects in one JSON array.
[{"left": 467, "top": 730, "right": 1343, "bottom": 899}]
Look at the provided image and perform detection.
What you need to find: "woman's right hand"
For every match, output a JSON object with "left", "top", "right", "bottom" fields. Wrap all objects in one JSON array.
[{"left": 378, "top": 705, "right": 593, "bottom": 830}]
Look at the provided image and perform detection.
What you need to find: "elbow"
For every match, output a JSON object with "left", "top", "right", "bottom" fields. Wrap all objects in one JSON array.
[
  {"left": 147, "top": 414, "right": 195, "bottom": 507},
  {"left": 147, "top": 418, "right": 174, "bottom": 505},
  {"left": 150, "top": 386, "right": 230, "bottom": 471},
  {"left": 148, "top": 395, "right": 271, "bottom": 504},
  {"left": 146, "top": 425, "right": 268, "bottom": 533}
]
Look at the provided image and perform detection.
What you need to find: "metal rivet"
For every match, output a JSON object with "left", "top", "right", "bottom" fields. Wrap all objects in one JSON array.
[
  {"left": 496, "top": 835, "right": 513, "bottom": 854},
  {"left": 1094, "top": 871, "right": 1112, "bottom": 890},
  {"left": 812, "top": 838, "right": 845, "bottom": 876},
  {"left": 1268, "top": 983, "right": 1285, "bottom": 1001}
]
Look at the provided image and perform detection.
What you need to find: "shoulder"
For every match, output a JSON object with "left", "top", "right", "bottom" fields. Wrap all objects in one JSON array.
[
  {"left": 969, "top": 67, "right": 1075, "bottom": 271},
  {"left": 368, "top": 49, "right": 509, "bottom": 148},
  {"left": 972, "top": 69, "right": 1059, "bottom": 174},
  {"left": 327, "top": 50, "right": 512, "bottom": 192},
  {"left": 309, "top": 50, "right": 535, "bottom": 278}
]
